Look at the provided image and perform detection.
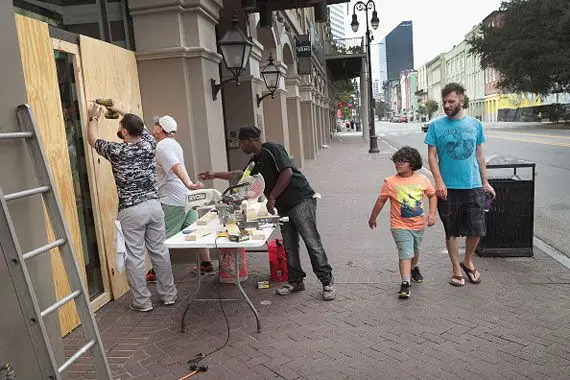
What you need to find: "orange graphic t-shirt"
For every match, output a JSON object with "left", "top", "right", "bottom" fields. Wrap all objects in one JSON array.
[{"left": 379, "top": 173, "right": 436, "bottom": 230}]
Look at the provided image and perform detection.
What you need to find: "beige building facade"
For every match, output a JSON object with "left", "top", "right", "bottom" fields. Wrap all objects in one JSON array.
[{"left": 1, "top": 2, "right": 338, "bottom": 373}]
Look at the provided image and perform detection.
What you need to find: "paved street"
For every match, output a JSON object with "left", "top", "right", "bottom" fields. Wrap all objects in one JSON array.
[
  {"left": 377, "top": 120, "right": 570, "bottom": 257},
  {"left": 64, "top": 134, "right": 570, "bottom": 380}
]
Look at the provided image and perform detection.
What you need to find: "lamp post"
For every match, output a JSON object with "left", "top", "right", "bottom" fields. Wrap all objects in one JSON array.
[
  {"left": 351, "top": 0, "right": 380, "bottom": 153},
  {"left": 211, "top": 10, "right": 254, "bottom": 101}
]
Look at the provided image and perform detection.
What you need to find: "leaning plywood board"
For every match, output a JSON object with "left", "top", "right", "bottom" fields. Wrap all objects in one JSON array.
[
  {"left": 15, "top": 15, "right": 87, "bottom": 336},
  {"left": 79, "top": 35, "right": 144, "bottom": 299}
]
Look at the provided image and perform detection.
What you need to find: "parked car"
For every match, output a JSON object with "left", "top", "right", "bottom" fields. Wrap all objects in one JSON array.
[
  {"left": 421, "top": 122, "right": 429, "bottom": 132},
  {"left": 399, "top": 115, "right": 408, "bottom": 123},
  {"left": 390, "top": 115, "right": 400, "bottom": 123}
]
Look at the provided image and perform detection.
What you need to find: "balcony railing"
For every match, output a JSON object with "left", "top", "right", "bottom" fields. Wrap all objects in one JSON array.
[{"left": 325, "top": 37, "right": 365, "bottom": 57}]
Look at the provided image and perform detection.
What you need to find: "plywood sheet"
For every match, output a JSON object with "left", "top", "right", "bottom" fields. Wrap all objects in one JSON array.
[
  {"left": 79, "top": 35, "right": 144, "bottom": 299},
  {"left": 15, "top": 15, "right": 87, "bottom": 336},
  {"left": 52, "top": 37, "right": 113, "bottom": 313}
]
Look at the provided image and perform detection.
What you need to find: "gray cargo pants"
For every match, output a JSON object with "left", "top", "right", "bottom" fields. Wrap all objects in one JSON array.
[{"left": 118, "top": 199, "right": 177, "bottom": 308}]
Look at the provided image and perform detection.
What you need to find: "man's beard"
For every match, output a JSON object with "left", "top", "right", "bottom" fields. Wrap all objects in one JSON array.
[
  {"left": 116, "top": 131, "right": 124, "bottom": 140},
  {"left": 445, "top": 104, "right": 461, "bottom": 117}
]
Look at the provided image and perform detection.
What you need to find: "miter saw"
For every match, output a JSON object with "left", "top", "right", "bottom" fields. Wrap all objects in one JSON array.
[{"left": 184, "top": 172, "right": 285, "bottom": 228}]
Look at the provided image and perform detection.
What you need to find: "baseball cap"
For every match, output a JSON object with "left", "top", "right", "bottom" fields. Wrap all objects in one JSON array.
[
  {"left": 238, "top": 125, "right": 262, "bottom": 139},
  {"left": 153, "top": 115, "right": 177, "bottom": 133}
]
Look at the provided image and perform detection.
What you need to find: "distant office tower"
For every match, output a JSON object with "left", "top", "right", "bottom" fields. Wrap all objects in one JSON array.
[
  {"left": 378, "top": 38, "right": 388, "bottom": 85},
  {"left": 373, "top": 79, "right": 380, "bottom": 100},
  {"left": 328, "top": 4, "right": 346, "bottom": 40},
  {"left": 385, "top": 21, "right": 414, "bottom": 81}
]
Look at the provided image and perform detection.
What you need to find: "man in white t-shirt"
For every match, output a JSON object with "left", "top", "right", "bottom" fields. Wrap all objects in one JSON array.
[{"left": 146, "top": 115, "right": 213, "bottom": 282}]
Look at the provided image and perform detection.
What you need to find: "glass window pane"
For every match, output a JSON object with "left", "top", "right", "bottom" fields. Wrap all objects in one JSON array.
[{"left": 13, "top": 0, "right": 134, "bottom": 50}]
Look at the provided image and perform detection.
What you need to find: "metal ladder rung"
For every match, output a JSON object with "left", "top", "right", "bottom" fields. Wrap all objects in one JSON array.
[
  {"left": 4, "top": 186, "right": 50, "bottom": 201},
  {"left": 58, "top": 339, "right": 96, "bottom": 374},
  {"left": 23, "top": 238, "right": 66, "bottom": 261},
  {"left": 0, "top": 131, "right": 34, "bottom": 140},
  {"left": 40, "top": 289, "right": 81, "bottom": 318}
]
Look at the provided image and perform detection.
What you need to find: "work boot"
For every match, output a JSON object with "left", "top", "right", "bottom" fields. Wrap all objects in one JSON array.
[
  {"left": 322, "top": 277, "right": 336, "bottom": 301},
  {"left": 276, "top": 282, "right": 305, "bottom": 295}
]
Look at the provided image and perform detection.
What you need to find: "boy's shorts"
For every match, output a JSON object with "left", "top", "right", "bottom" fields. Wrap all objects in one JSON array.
[{"left": 390, "top": 229, "right": 425, "bottom": 260}]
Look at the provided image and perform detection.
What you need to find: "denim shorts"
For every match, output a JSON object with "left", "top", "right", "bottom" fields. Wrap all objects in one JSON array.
[{"left": 390, "top": 228, "right": 425, "bottom": 260}]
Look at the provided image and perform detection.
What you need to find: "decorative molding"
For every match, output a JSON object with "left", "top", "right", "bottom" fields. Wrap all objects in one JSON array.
[
  {"left": 285, "top": 76, "right": 301, "bottom": 87},
  {"left": 250, "top": 39, "right": 264, "bottom": 62},
  {"left": 136, "top": 46, "right": 222, "bottom": 63},
  {"left": 129, "top": 0, "right": 221, "bottom": 25}
]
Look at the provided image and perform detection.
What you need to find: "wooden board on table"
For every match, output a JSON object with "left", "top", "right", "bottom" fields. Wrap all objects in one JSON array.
[
  {"left": 185, "top": 228, "right": 213, "bottom": 241},
  {"left": 197, "top": 211, "right": 218, "bottom": 225}
]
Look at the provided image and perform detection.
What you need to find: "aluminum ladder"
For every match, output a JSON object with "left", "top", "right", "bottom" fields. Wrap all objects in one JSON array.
[{"left": 0, "top": 104, "right": 111, "bottom": 379}]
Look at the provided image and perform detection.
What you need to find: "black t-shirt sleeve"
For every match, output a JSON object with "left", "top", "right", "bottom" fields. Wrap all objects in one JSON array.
[{"left": 264, "top": 143, "right": 293, "bottom": 172}]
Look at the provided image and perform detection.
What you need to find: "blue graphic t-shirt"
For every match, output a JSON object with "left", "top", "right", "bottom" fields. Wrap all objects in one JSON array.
[{"left": 424, "top": 115, "right": 485, "bottom": 189}]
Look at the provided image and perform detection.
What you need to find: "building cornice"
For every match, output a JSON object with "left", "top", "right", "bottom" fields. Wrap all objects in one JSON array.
[
  {"left": 129, "top": 0, "right": 222, "bottom": 25},
  {"left": 136, "top": 46, "right": 222, "bottom": 64}
]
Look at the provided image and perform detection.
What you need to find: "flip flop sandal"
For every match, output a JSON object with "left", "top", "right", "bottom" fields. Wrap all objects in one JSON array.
[
  {"left": 460, "top": 262, "right": 481, "bottom": 284},
  {"left": 449, "top": 275, "right": 465, "bottom": 287}
]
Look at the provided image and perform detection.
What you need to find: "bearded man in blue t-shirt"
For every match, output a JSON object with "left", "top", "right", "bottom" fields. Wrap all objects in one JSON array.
[{"left": 424, "top": 83, "right": 496, "bottom": 287}]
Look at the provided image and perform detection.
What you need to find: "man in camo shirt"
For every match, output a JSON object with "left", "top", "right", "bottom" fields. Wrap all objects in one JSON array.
[{"left": 87, "top": 103, "right": 177, "bottom": 312}]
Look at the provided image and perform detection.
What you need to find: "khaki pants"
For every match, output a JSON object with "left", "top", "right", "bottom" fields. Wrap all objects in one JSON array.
[{"left": 118, "top": 199, "right": 177, "bottom": 308}]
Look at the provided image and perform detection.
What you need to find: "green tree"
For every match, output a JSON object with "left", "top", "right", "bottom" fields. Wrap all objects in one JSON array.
[
  {"left": 375, "top": 101, "right": 388, "bottom": 117},
  {"left": 418, "top": 104, "right": 427, "bottom": 116},
  {"left": 425, "top": 100, "right": 439, "bottom": 119},
  {"left": 468, "top": 0, "right": 570, "bottom": 95}
]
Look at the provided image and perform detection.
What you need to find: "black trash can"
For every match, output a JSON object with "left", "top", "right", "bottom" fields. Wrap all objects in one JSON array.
[{"left": 476, "top": 154, "right": 536, "bottom": 257}]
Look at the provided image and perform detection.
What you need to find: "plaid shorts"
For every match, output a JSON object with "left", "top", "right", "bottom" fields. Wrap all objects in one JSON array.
[{"left": 438, "top": 188, "right": 486, "bottom": 239}]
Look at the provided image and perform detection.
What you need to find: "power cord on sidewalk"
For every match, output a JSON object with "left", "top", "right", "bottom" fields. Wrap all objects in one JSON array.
[{"left": 179, "top": 237, "right": 231, "bottom": 379}]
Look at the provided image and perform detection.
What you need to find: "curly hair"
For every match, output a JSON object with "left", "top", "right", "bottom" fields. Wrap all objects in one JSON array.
[
  {"left": 391, "top": 146, "right": 423, "bottom": 171},
  {"left": 441, "top": 82, "right": 466, "bottom": 99}
]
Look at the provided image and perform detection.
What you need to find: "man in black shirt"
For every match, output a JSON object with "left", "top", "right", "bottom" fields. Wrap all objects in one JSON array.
[{"left": 199, "top": 126, "right": 335, "bottom": 300}]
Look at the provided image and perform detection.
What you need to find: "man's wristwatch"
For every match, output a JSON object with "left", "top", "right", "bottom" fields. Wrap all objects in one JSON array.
[{"left": 89, "top": 116, "right": 98, "bottom": 122}]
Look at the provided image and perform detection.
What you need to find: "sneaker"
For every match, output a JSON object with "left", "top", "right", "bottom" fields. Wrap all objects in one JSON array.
[
  {"left": 322, "top": 284, "right": 336, "bottom": 301},
  {"left": 276, "top": 282, "right": 305, "bottom": 295},
  {"left": 129, "top": 304, "right": 153, "bottom": 312},
  {"left": 200, "top": 261, "right": 214, "bottom": 273},
  {"left": 163, "top": 298, "right": 177, "bottom": 306},
  {"left": 411, "top": 266, "right": 424, "bottom": 283},
  {"left": 146, "top": 269, "right": 157, "bottom": 283},
  {"left": 398, "top": 281, "right": 410, "bottom": 299}
]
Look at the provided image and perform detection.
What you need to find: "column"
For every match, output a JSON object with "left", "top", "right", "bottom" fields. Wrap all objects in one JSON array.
[
  {"left": 262, "top": 89, "right": 290, "bottom": 150},
  {"left": 319, "top": 100, "right": 326, "bottom": 146},
  {"left": 286, "top": 76, "right": 304, "bottom": 168},
  {"left": 311, "top": 90, "right": 320, "bottom": 151},
  {"left": 324, "top": 101, "right": 332, "bottom": 142},
  {"left": 129, "top": 0, "right": 228, "bottom": 185},
  {"left": 0, "top": 2, "right": 63, "bottom": 377},
  {"left": 300, "top": 83, "right": 316, "bottom": 159},
  {"left": 361, "top": 56, "right": 370, "bottom": 141},
  {"left": 222, "top": 34, "right": 265, "bottom": 170},
  {"left": 315, "top": 94, "right": 323, "bottom": 149}
]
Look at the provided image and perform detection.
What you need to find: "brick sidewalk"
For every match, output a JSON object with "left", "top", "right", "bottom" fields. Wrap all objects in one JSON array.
[{"left": 64, "top": 136, "right": 570, "bottom": 380}]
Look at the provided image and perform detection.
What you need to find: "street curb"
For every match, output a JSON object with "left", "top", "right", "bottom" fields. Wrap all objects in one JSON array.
[{"left": 534, "top": 236, "right": 570, "bottom": 269}]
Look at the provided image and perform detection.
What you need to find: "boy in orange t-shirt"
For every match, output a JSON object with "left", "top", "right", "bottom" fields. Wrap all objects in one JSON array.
[{"left": 368, "top": 147, "right": 437, "bottom": 298}]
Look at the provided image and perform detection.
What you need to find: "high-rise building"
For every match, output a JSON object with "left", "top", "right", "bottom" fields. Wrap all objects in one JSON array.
[
  {"left": 378, "top": 39, "right": 388, "bottom": 85},
  {"left": 372, "top": 79, "right": 380, "bottom": 100},
  {"left": 328, "top": 4, "right": 346, "bottom": 40},
  {"left": 385, "top": 21, "right": 414, "bottom": 81}
]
